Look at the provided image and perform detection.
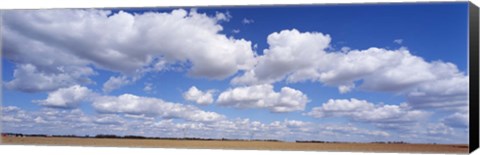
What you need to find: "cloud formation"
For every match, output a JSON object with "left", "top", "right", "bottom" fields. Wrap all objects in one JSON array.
[
  {"left": 102, "top": 76, "right": 131, "bottom": 93},
  {"left": 92, "top": 94, "right": 225, "bottom": 122},
  {"left": 4, "top": 64, "right": 95, "bottom": 93},
  {"left": 1, "top": 105, "right": 394, "bottom": 142},
  {"left": 232, "top": 29, "right": 331, "bottom": 85},
  {"left": 232, "top": 29, "right": 468, "bottom": 110},
  {"left": 3, "top": 9, "right": 256, "bottom": 92},
  {"left": 394, "top": 39, "right": 403, "bottom": 44},
  {"left": 306, "top": 98, "right": 430, "bottom": 123},
  {"left": 34, "top": 85, "right": 93, "bottom": 108},
  {"left": 217, "top": 84, "right": 309, "bottom": 113},
  {"left": 242, "top": 18, "right": 254, "bottom": 24},
  {"left": 442, "top": 112, "right": 469, "bottom": 128},
  {"left": 183, "top": 86, "right": 215, "bottom": 105}
]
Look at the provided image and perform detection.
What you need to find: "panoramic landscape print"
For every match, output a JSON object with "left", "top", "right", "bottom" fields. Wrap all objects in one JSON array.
[{"left": 1, "top": 2, "right": 470, "bottom": 153}]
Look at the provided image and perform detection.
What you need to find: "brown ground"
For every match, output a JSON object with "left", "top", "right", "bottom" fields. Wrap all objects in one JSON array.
[{"left": 1, "top": 137, "right": 469, "bottom": 153}]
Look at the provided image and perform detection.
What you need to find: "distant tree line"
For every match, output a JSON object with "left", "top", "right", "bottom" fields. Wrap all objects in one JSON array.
[
  {"left": 2, "top": 132, "right": 281, "bottom": 142},
  {"left": 94, "top": 134, "right": 281, "bottom": 142},
  {"left": 296, "top": 140, "right": 410, "bottom": 144},
  {"left": 296, "top": 140, "right": 344, "bottom": 143},
  {"left": 370, "top": 141, "right": 408, "bottom": 144},
  {"left": 2, "top": 133, "right": 26, "bottom": 137},
  {"left": 2, "top": 133, "right": 88, "bottom": 138}
]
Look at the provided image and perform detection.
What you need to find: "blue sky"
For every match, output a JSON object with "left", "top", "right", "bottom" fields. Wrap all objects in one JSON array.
[{"left": 1, "top": 2, "right": 470, "bottom": 144}]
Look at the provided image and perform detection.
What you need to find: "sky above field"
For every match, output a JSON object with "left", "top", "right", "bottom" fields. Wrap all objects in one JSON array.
[{"left": 1, "top": 2, "right": 470, "bottom": 144}]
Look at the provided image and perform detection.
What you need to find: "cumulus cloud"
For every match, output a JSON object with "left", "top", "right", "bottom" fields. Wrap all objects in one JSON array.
[
  {"left": 232, "top": 29, "right": 331, "bottom": 85},
  {"left": 217, "top": 84, "right": 309, "bottom": 113},
  {"left": 143, "top": 83, "right": 153, "bottom": 93},
  {"left": 3, "top": 9, "right": 256, "bottom": 92},
  {"left": 394, "top": 39, "right": 403, "bottom": 44},
  {"left": 34, "top": 85, "right": 93, "bottom": 108},
  {"left": 4, "top": 64, "right": 95, "bottom": 93},
  {"left": 206, "top": 119, "right": 390, "bottom": 141},
  {"left": 183, "top": 86, "right": 215, "bottom": 105},
  {"left": 6, "top": 105, "right": 470, "bottom": 143},
  {"left": 306, "top": 98, "right": 430, "bottom": 123},
  {"left": 424, "top": 123, "right": 454, "bottom": 136},
  {"left": 92, "top": 94, "right": 225, "bottom": 122},
  {"left": 232, "top": 29, "right": 468, "bottom": 110},
  {"left": 3, "top": 105, "right": 396, "bottom": 142},
  {"left": 102, "top": 76, "right": 131, "bottom": 93},
  {"left": 34, "top": 117, "right": 48, "bottom": 124},
  {"left": 320, "top": 124, "right": 390, "bottom": 137},
  {"left": 405, "top": 63, "right": 468, "bottom": 110},
  {"left": 214, "top": 11, "right": 231, "bottom": 22},
  {"left": 1, "top": 106, "right": 28, "bottom": 123},
  {"left": 94, "top": 114, "right": 125, "bottom": 125},
  {"left": 338, "top": 83, "right": 355, "bottom": 94},
  {"left": 1, "top": 106, "right": 128, "bottom": 135},
  {"left": 442, "top": 112, "right": 469, "bottom": 128},
  {"left": 242, "top": 18, "right": 254, "bottom": 24},
  {"left": 233, "top": 33, "right": 435, "bottom": 91}
]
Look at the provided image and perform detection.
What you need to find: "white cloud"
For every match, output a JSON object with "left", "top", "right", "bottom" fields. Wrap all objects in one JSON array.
[
  {"left": 306, "top": 98, "right": 430, "bottom": 123},
  {"left": 34, "top": 117, "right": 48, "bottom": 124},
  {"left": 320, "top": 124, "right": 390, "bottom": 137},
  {"left": 442, "top": 112, "right": 468, "bottom": 128},
  {"left": 92, "top": 94, "right": 225, "bottom": 122},
  {"left": 143, "top": 83, "right": 153, "bottom": 93},
  {"left": 232, "top": 29, "right": 331, "bottom": 85},
  {"left": 338, "top": 83, "right": 355, "bottom": 94},
  {"left": 217, "top": 84, "right": 309, "bottom": 113},
  {"left": 4, "top": 64, "right": 95, "bottom": 92},
  {"left": 3, "top": 9, "right": 256, "bottom": 93},
  {"left": 306, "top": 105, "right": 467, "bottom": 144},
  {"left": 214, "top": 11, "right": 231, "bottom": 22},
  {"left": 0, "top": 106, "right": 21, "bottom": 112},
  {"left": 424, "top": 123, "right": 454, "bottom": 136},
  {"left": 242, "top": 18, "right": 254, "bottom": 24},
  {"left": 234, "top": 43, "right": 436, "bottom": 92},
  {"left": 340, "top": 46, "right": 351, "bottom": 52},
  {"left": 2, "top": 115, "right": 23, "bottom": 123},
  {"left": 183, "top": 86, "right": 215, "bottom": 105},
  {"left": 1, "top": 106, "right": 27, "bottom": 123},
  {"left": 94, "top": 114, "right": 125, "bottom": 125},
  {"left": 1, "top": 106, "right": 126, "bottom": 135},
  {"left": 34, "top": 85, "right": 93, "bottom": 108},
  {"left": 232, "top": 29, "right": 240, "bottom": 33},
  {"left": 7, "top": 106, "right": 471, "bottom": 143},
  {"left": 232, "top": 29, "right": 468, "bottom": 110},
  {"left": 406, "top": 63, "right": 468, "bottom": 110},
  {"left": 394, "top": 39, "right": 403, "bottom": 44},
  {"left": 102, "top": 76, "right": 131, "bottom": 93},
  {"left": 349, "top": 44, "right": 448, "bottom": 91}
]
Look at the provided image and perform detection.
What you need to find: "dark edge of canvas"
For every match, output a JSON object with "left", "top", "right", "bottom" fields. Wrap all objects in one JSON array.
[
  {"left": 0, "top": 10, "right": 4, "bottom": 145},
  {"left": 469, "top": 1, "right": 479, "bottom": 153}
]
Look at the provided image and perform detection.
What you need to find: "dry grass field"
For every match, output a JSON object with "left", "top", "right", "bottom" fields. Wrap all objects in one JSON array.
[{"left": 1, "top": 137, "right": 468, "bottom": 153}]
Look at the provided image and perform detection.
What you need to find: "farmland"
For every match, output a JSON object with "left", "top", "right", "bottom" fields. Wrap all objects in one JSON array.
[{"left": 1, "top": 136, "right": 469, "bottom": 153}]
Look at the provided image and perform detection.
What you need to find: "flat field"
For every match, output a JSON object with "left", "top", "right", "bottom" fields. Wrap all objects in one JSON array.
[{"left": 1, "top": 137, "right": 468, "bottom": 153}]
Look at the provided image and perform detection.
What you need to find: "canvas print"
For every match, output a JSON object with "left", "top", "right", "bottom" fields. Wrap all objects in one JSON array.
[{"left": 1, "top": 2, "right": 476, "bottom": 154}]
